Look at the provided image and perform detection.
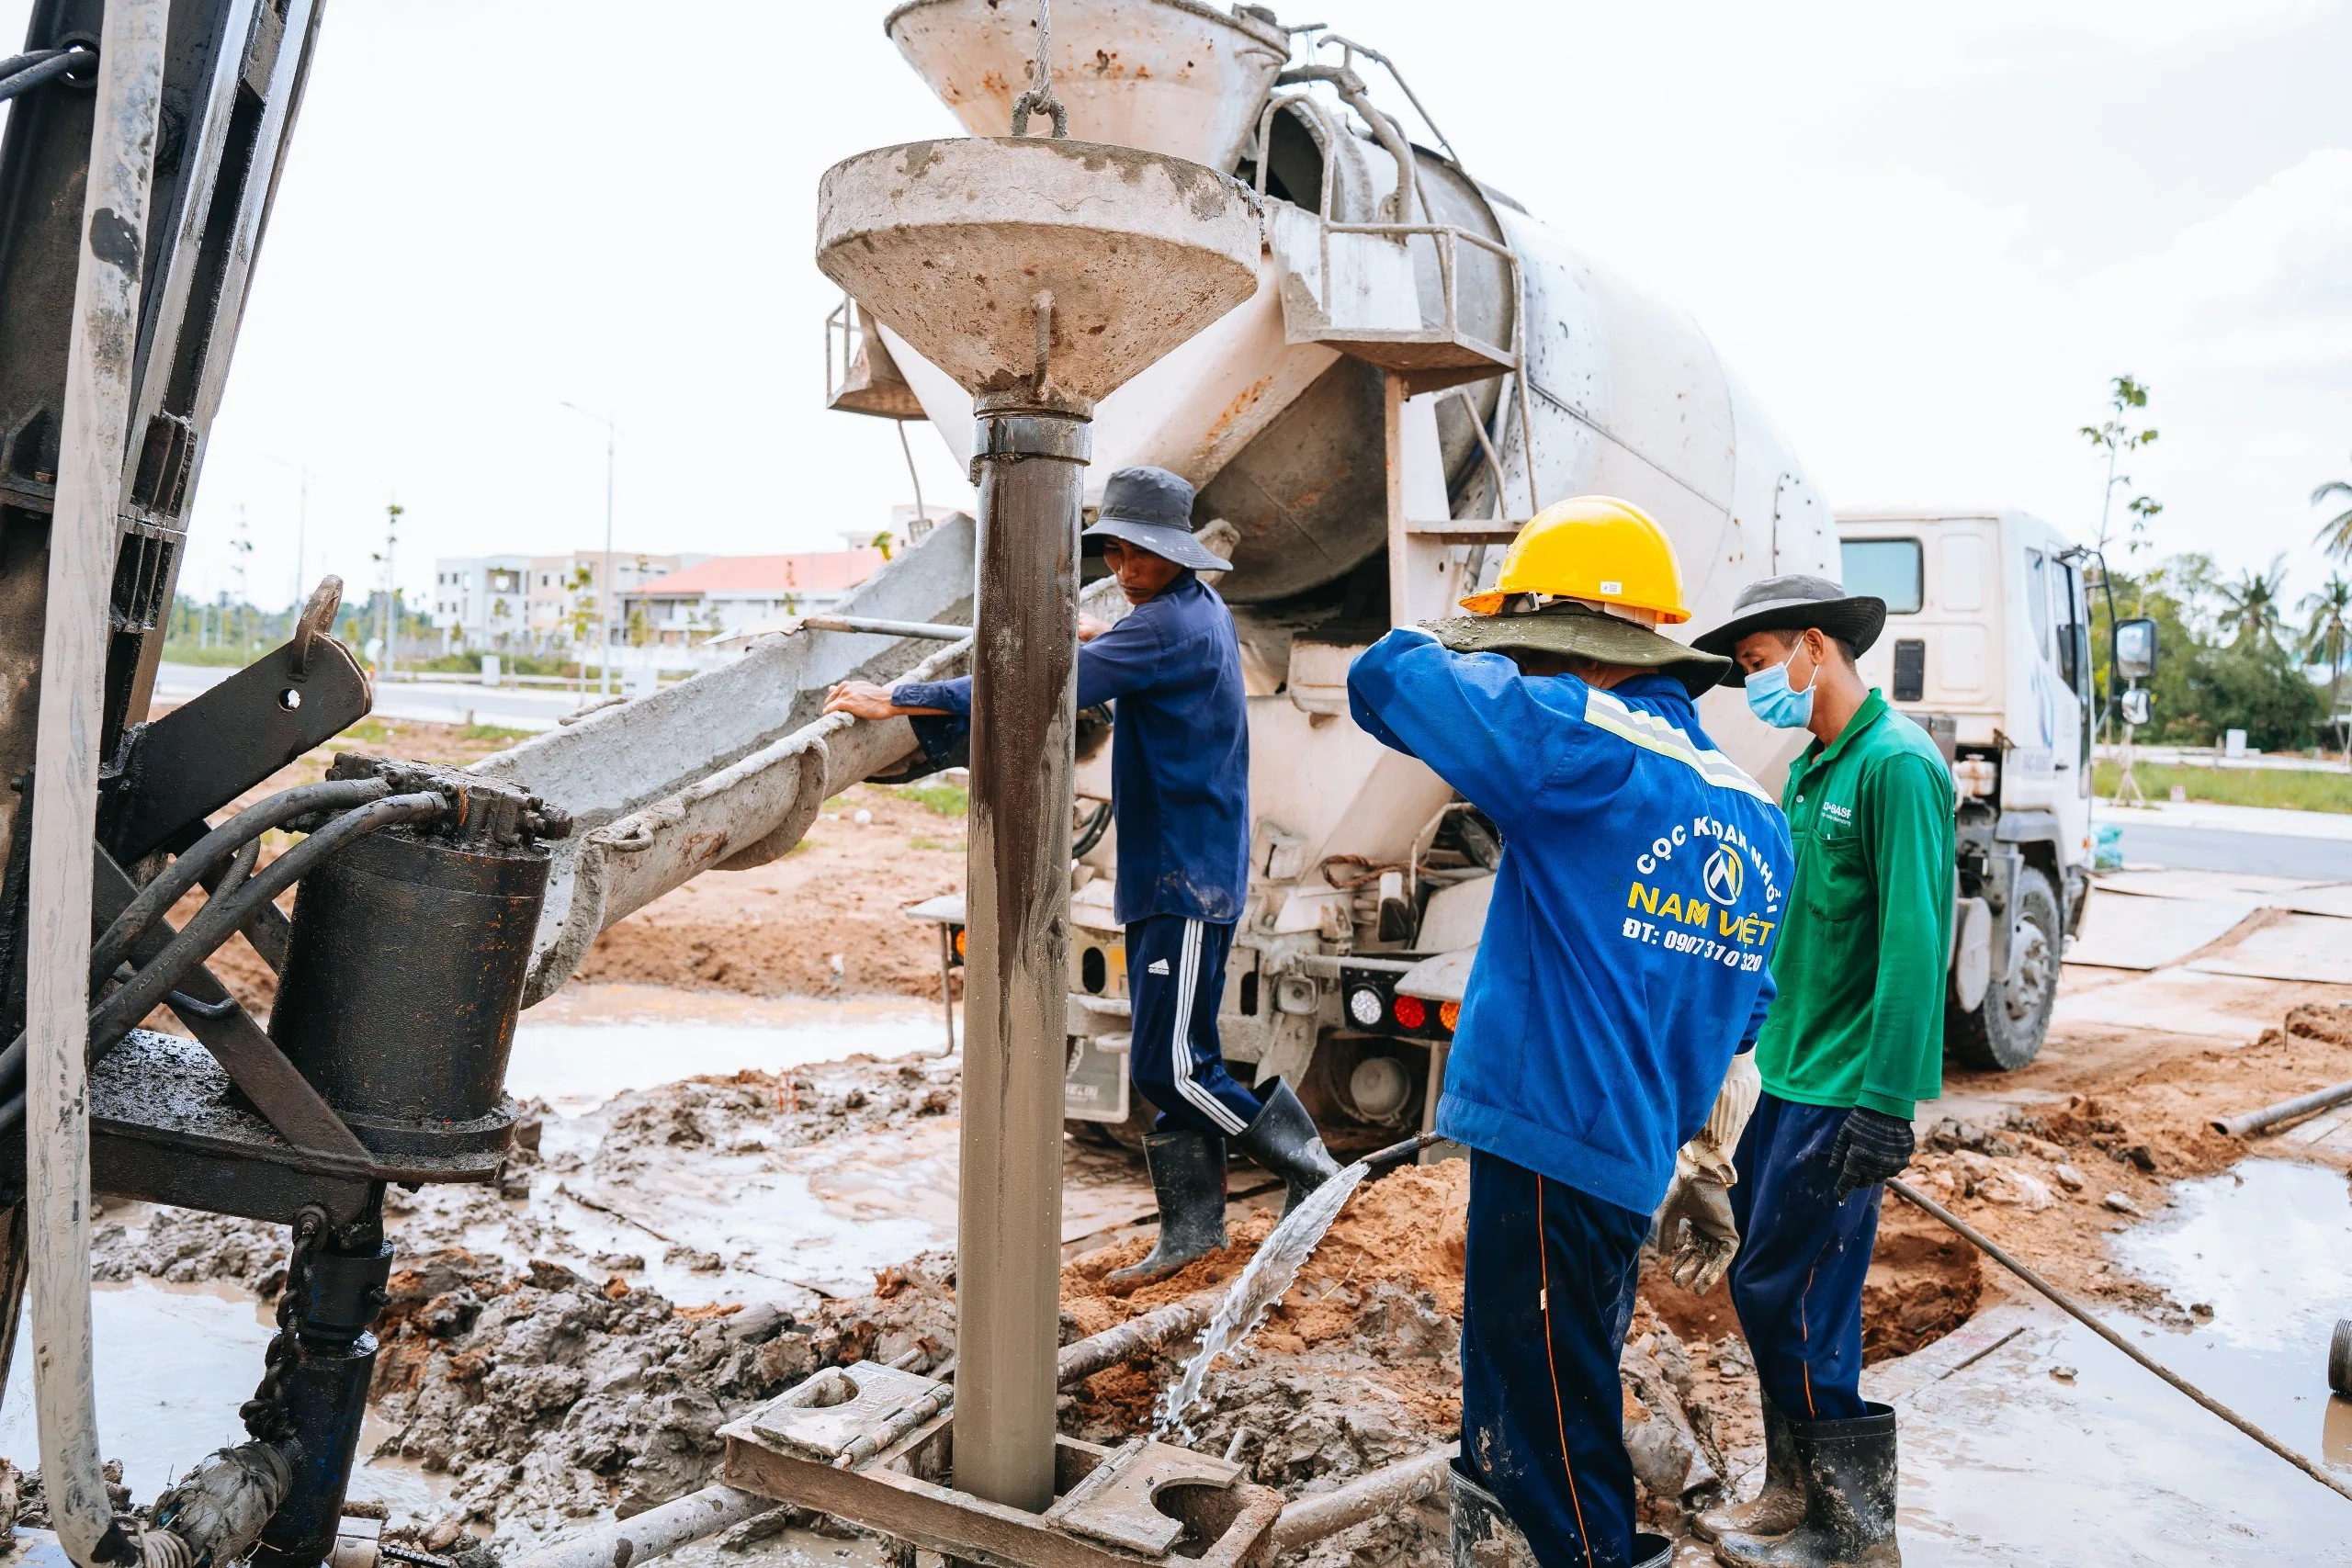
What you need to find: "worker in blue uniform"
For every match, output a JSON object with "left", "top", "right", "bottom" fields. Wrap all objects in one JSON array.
[
  {"left": 1347, "top": 498, "right": 1793, "bottom": 1568},
  {"left": 824, "top": 466, "right": 1337, "bottom": 1285}
]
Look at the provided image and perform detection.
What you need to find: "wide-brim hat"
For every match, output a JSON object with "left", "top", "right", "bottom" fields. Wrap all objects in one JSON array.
[
  {"left": 1430, "top": 602, "right": 1732, "bottom": 698},
  {"left": 1690, "top": 574, "right": 1887, "bottom": 687},
  {"left": 1080, "top": 464, "right": 1231, "bottom": 572}
]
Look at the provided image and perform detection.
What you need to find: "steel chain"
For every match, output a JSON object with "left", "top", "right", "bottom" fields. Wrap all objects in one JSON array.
[{"left": 241, "top": 1203, "right": 329, "bottom": 1441}]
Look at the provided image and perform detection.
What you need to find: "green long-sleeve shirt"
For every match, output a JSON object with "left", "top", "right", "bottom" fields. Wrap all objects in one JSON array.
[{"left": 1755, "top": 691, "right": 1953, "bottom": 1119}]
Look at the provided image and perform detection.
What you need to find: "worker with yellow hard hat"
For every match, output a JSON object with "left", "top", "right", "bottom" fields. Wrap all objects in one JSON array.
[{"left": 1347, "top": 497, "right": 1794, "bottom": 1568}]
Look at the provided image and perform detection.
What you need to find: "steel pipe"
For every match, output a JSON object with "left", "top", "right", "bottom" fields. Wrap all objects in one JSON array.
[
  {"left": 1268, "top": 1445, "right": 1456, "bottom": 1552},
  {"left": 2211, "top": 1077, "right": 2352, "bottom": 1139},
  {"left": 28, "top": 3, "right": 168, "bottom": 1562},
  {"left": 503, "top": 1485, "right": 776, "bottom": 1568},
  {"left": 798, "top": 613, "right": 970, "bottom": 642},
  {"left": 951, "top": 405, "right": 1090, "bottom": 1515}
]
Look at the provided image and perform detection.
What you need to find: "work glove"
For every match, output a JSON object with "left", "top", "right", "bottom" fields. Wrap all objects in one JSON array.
[
  {"left": 1828, "top": 1107, "right": 1916, "bottom": 1201},
  {"left": 1655, "top": 1168, "right": 1739, "bottom": 1295},
  {"left": 1654, "top": 1053, "right": 1760, "bottom": 1295}
]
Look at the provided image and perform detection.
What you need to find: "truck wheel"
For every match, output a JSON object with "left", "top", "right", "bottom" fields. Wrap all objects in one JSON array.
[
  {"left": 1945, "top": 864, "right": 2060, "bottom": 1072},
  {"left": 1069, "top": 1100, "right": 1156, "bottom": 1154}
]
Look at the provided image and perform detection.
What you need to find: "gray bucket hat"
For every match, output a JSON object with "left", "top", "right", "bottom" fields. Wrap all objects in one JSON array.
[
  {"left": 1080, "top": 466, "right": 1231, "bottom": 572},
  {"left": 1429, "top": 602, "right": 1732, "bottom": 698},
  {"left": 1691, "top": 574, "right": 1888, "bottom": 686}
]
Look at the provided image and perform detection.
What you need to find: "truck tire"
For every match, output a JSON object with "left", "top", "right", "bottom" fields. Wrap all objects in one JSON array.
[{"left": 1945, "top": 864, "right": 2060, "bottom": 1072}]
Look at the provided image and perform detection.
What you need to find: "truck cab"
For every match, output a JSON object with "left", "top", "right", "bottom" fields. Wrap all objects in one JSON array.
[{"left": 1837, "top": 509, "right": 2096, "bottom": 1070}]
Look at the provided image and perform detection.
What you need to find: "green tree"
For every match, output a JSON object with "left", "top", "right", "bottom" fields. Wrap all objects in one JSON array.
[
  {"left": 2314, "top": 456, "right": 2352, "bottom": 559},
  {"left": 2081, "top": 376, "right": 2160, "bottom": 562},
  {"left": 2216, "top": 556, "right": 2288, "bottom": 648},
  {"left": 2301, "top": 573, "right": 2352, "bottom": 714}
]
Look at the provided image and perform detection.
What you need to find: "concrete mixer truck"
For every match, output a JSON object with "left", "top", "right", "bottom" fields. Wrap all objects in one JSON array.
[{"left": 832, "top": 0, "right": 1839, "bottom": 1152}]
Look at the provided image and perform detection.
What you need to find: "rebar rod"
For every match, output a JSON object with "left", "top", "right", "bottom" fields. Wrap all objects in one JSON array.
[{"left": 1886, "top": 1178, "right": 2352, "bottom": 1506}]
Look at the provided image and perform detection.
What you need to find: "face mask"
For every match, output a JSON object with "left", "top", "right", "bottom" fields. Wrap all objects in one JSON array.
[{"left": 1746, "top": 647, "right": 1816, "bottom": 729}]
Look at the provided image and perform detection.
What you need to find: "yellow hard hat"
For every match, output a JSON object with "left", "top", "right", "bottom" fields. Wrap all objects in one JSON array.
[{"left": 1457, "top": 495, "right": 1691, "bottom": 625}]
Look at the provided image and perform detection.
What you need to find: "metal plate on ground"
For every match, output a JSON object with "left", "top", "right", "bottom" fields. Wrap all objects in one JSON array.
[
  {"left": 2187, "top": 911, "right": 2352, "bottom": 985},
  {"left": 1040, "top": 1438, "right": 1245, "bottom": 1555},
  {"left": 750, "top": 1360, "right": 950, "bottom": 1462},
  {"left": 2065, "top": 891, "right": 2258, "bottom": 970}
]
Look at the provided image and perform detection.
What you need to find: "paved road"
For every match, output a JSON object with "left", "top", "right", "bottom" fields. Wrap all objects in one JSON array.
[
  {"left": 157, "top": 662, "right": 581, "bottom": 731},
  {"left": 2108, "top": 820, "right": 2352, "bottom": 880}
]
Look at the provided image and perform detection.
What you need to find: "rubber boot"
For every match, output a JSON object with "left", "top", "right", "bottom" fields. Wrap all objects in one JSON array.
[
  {"left": 1713, "top": 1402, "right": 1901, "bottom": 1568},
  {"left": 1108, "top": 1130, "right": 1227, "bottom": 1285},
  {"left": 1450, "top": 1464, "right": 1669, "bottom": 1568},
  {"left": 1232, "top": 1078, "right": 1340, "bottom": 1214},
  {"left": 1694, "top": 1393, "right": 1806, "bottom": 1541}
]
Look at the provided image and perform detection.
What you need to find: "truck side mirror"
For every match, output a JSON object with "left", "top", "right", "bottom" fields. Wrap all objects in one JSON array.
[
  {"left": 2114, "top": 617, "right": 2157, "bottom": 681},
  {"left": 2120, "top": 687, "right": 2152, "bottom": 727}
]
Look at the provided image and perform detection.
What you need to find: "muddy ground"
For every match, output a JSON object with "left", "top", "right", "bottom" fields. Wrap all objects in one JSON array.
[
  {"left": 83, "top": 989, "right": 2352, "bottom": 1562},
  {"left": 106, "top": 716, "right": 2352, "bottom": 1561}
]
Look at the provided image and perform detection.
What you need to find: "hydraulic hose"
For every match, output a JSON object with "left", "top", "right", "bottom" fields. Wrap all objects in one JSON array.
[
  {"left": 88, "top": 776, "right": 390, "bottom": 983},
  {"left": 26, "top": 3, "right": 166, "bottom": 1562},
  {"left": 0, "top": 791, "right": 447, "bottom": 1134},
  {"left": 0, "top": 45, "right": 91, "bottom": 103}
]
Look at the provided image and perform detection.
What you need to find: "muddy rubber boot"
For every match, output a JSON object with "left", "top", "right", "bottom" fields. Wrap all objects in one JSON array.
[
  {"left": 1108, "top": 1130, "right": 1227, "bottom": 1285},
  {"left": 1232, "top": 1078, "right": 1340, "bottom": 1214},
  {"left": 1713, "top": 1402, "right": 1901, "bottom": 1568},
  {"left": 1695, "top": 1393, "right": 1806, "bottom": 1541},
  {"left": 1449, "top": 1464, "right": 1537, "bottom": 1568},
  {"left": 1632, "top": 1533, "right": 1672, "bottom": 1568}
]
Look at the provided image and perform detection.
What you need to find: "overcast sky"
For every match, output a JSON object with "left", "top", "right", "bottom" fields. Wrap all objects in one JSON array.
[{"left": 10, "top": 1, "right": 2348, "bottom": 613}]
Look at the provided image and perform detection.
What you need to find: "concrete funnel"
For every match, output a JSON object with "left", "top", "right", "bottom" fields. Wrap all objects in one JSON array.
[
  {"left": 883, "top": 0, "right": 1291, "bottom": 175},
  {"left": 816, "top": 136, "right": 1261, "bottom": 414}
]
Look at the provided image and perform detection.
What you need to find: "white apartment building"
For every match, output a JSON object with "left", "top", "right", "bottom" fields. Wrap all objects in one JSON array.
[{"left": 429, "top": 555, "right": 532, "bottom": 648}]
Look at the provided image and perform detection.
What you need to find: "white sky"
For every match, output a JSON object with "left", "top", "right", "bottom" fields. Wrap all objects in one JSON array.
[{"left": 12, "top": 1, "right": 2350, "bottom": 612}]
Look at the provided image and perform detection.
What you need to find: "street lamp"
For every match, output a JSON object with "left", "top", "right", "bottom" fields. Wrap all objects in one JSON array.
[{"left": 560, "top": 401, "right": 618, "bottom": 697}]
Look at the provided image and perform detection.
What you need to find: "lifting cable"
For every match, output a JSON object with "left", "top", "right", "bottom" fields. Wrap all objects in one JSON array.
[{"left": 0, "top": 45, "right": 94, "bottom": 103}]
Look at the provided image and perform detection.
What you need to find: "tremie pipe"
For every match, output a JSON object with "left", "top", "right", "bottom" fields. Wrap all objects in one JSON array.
[
  {"left": 1887, "top": 1178, "right": 2352, "bottom": 1506},
  {"left": 2211, "top": 1077, "right": 2352, "bottom": 1139},
  {"left": 27, "top": 3, "right": 168, "bottom": 1563},
  {"left": 952, "top": 401, "right": 1090, "bottom": 1514}
]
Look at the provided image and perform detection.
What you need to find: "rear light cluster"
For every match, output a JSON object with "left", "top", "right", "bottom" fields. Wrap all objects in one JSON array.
[{"left": 1341, "top": 967, "right": 1456, "bottom": 1041}]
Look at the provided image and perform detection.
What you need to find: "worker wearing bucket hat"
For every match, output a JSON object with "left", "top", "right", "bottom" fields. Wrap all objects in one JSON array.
[
  {"left": 1347, "top": 498, "right": 1793, "bottom": 1568},
  {"left": 825, "top": 466, "right": 1337, "bottom": 1285},
  {"left": 1684, "top": 574, "right": 1951, "bottom": 1568}
]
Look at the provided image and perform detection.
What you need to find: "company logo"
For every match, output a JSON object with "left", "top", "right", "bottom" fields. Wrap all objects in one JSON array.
[{"left": 1702, "top": 843, "right": 1744, "bottom": 905}]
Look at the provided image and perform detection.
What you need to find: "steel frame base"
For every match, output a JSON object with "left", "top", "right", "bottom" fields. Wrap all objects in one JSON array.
[{"left": 719, "top": 1412, "right": 1281, "bottom": 1568}]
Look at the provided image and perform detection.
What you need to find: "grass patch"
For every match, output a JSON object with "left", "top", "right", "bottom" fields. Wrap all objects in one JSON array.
[
  {"left": 909, "top": 835, "right": 965, "bottom": 853},
  {"left": 159, "top": 641, "right": 253, "bottom": 668},
  {"left": 2097, "top": 759, "right": 2352, "bottom": 815},
  {"left": 338, "top": 717, "right": 401, "bottom": 745},
  {"left": 460, "top": 722, "right": 534, "bottom": 743},
  {"left": 895, "top": 782, "right": 969, "bottom": 817}
]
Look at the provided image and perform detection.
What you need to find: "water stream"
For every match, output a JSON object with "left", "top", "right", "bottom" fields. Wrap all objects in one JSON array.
[{"left": 1151, "top": 1159, "right": 1369, "bottom": 1440}]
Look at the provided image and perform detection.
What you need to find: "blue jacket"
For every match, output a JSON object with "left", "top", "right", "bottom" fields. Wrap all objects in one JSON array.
[
  {"left": 896, "top": 572, "right": 1250, "bottom": 925},
  {"left": 1348, "top": 630, "right": 1793, "bottom": 1214}
]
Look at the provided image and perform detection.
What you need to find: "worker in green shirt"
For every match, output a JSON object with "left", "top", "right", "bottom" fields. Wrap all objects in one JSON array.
[{"left": 1685, "top": 575, "right": 1952, "bottom": 1568}]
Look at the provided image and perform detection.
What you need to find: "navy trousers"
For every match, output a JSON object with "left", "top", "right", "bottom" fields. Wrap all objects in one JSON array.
[
  {"left": 1461, "top": 1148, "right": 1649, "bottom": 1568},
  {"left": 1726, "top": 1092, "right": 1883, "bottom": 1421},
  {"left": 1125, "top": 915, "right": 1261, "bottom": 1137}
]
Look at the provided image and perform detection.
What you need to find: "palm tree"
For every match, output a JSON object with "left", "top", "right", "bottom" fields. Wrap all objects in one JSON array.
[
  {"left": 2216, "top": 555, "right": 2288, "bottom": 648},
  {"left": 2304, "top": 573, "right": 2352, "bottom": 707},
  {"left": 2316, "top": 457, "right": 2352, "bottom": 558}
]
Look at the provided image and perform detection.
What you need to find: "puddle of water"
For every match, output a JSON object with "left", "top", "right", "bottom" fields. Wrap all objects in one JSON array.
[
  {"left": 2111, "top": 1159, "right": 2352, "bottom": 1472},
  {"left": 508, "top": 1002, "right": 944, "bottom": 1113},
  {"left": 1892, "top": 1158, "right": 2352, "bottom": 1563},
  {"left": 0, "top": 1281, "right": 447, "bottom": 1515}
]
